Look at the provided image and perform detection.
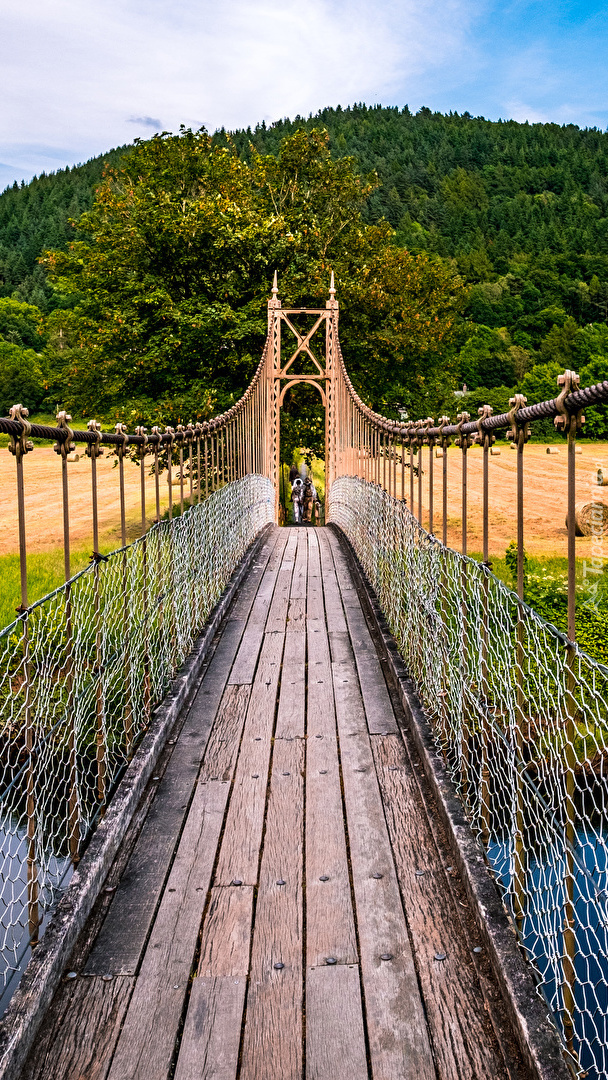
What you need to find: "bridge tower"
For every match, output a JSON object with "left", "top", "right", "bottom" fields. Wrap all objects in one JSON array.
[{"left": 267, "top": 274, "right": 339, "bottom": 521}]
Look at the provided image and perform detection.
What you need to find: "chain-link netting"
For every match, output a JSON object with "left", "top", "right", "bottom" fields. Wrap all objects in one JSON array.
[
  {"left": 0, "top": 474, "right": 273, "bottom": 1001},
  {"left": 330, "top": 474, "right": 608, "bottom": 1080}
]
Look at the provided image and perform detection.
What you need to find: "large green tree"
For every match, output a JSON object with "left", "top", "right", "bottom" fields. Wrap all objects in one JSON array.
[{"left": 41, "top": 127, "right": 466, "bottom": 425}]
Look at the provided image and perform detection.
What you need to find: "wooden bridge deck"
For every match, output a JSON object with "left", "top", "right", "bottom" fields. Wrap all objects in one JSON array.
[{"left": 22, "top": 526, "right": 529, "bottom": 1080}]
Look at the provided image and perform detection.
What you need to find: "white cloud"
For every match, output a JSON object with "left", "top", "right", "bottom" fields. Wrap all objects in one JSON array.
[{"left": 0, "top": 0, "right": 476, "bottom": 184}]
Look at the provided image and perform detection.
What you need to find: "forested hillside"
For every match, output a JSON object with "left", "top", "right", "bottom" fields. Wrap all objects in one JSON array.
[
  {"left": 231, "top": 107, "right": 608, "bottom": 423},
  {"left": 1, "top": 105, "right": 608, "bottom": 432},
  {"left": 0, "top": 146, "right": 129, "bottom": 311}
]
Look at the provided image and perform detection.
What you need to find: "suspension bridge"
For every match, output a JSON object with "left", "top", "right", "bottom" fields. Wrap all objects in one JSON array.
[{"left": 1, "top": 277, "right": 608, "bottom": 1079}]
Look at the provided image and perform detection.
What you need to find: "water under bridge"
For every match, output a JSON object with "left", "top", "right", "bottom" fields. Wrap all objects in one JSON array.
[{"left": 1, "top": 280, "right": 608, "bottom": 1079}]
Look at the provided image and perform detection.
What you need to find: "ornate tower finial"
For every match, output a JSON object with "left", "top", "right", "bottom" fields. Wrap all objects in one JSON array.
[
  {"left": 329, "top": 270, "right": 335, "bottom": 300},
  {"left": 272, "top": 270, "right": 278, "bottom": 298}
]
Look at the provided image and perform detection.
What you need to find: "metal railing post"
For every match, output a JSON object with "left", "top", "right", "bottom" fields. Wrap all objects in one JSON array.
[
  {"left": 56, "top": 412, "right": 80, "bottom": 861},
  {"left": 417, "top": 421, "right": 424, "bottom": 525},
  {"left": 455, "top": 411, "right": 471, "bottom": 803},
  {"left": 437, "top": 417, "right": 450, "bottom": 548},
  {"left": 135, "top": 426, "right": 151, "bottom": 726},
  {"left": 86, "top": 420, "right": 106, "bottom": 809},
  {"left": 477, "top": 405, "right": 493, "bottom": 846},
  {"left": 507, "top": 396, "right": 530, "bottom": 933},
  {"left": 555, "top": 370, "right": 585, "bottom": 1054},
  {"left": 116, "top": 423, "right": 133, "bottom": 755},
  {"left": 8, "top": 406, "right": 39, "bottom": 943}
]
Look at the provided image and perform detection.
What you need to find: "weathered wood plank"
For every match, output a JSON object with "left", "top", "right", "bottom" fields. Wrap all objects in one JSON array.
[
  {"left": 239, "top": 738, "right": 304, "bottom": 1080},
  {"left": 327, "top": 530, "right": 397, "bottom": 734},
  {"left": 200, "top": 685, "right": 251, "bottom": 782},
  {"left": 372, "top": 733, "right": 510, "bottom": 1080},
  {"left": 327, "top": 629, "right": 353, "bottom": 664},
  {"left": 106, "top": 780, "right": 229, "bottom": 1080},
  {"left": 306, "top": 965, "right": 368, "bottom": 1080},
  {"left": 174, "top": 976, "right": 246, "bottom": 1080},
  {"left": 84, "top": 760, "right": 206, "bottom": 977},
  {"left": 86, "top": 617, "right": 243, "bottom": 976},
  {"left": 317, "top": 529, "right": 347, "bottom": 633},
  {"left": 174, "top": 884, "right": 253, "bottom": 1080},
  {"left": 290, "top": 529, "right": 308, "bottom": 600},
  {"left": 198, "top": 885, "right": 254, "bottom": 977},
  {"left": 305, "top": 737, "right": 358, "bottom": 967},
  {"left": 286, "top": 594, "right": 306, "bottom": 629},
  {"left": 306, "top": 619, "right": 334, "bottom": 739},
  {"left": 306, "top": 530, "right": 325, "bottom": 622},
  {"left": 24, "top": 975, "right": 135, "bottom": 1080},
  {"left": 306, "top": 544, "right": 357, "bottom": 967},
  {"left": 266, "top": 528, "right": 298, "bottom": 633},
  {"left": 330, "top": 660, "right": 368, "bottom": 735},
  {"left": 275, "top": 628, "right": 306, "bottom": 740},
  {"left": 332, "top": 654, "right": 435, "bottom": 1077},
  {"left": 227, "top": 529, "right": 277, "bottom": 622},
  {"left": 229, "top": 530, "right": 289, "bottom": 684},
  {"left": 213, "top": 630, "right": 284, "bottom": 885}
]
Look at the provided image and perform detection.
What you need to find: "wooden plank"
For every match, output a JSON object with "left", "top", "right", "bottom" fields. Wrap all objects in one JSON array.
[
  {"left": 228, "top": 530, "right": 289, "bottom": 684},
  {"left": 214, "top": 630, "right": 284, "bottom": 885},
  {"left": 306, "top": 544, "right": 358, "bottom": 968},
  {"left": 327, "top": 530, "right": 397, "bottom": 734},
  {"left": 174, "top": 885, "right": 254, "bottom": 1080},
  {"left": 173, "top": 976, "right": 246, "bottom": 1080},
  {"left": 330, "top": 660, "right": 368, "bottom": 736},
  {"left": 306, "top": 965, "right": 368, "bottom": 1080},
  {"left": 198, "top": 885, "right": 254, "bottom": 977},
  {"left": 372, "top": 733, "right": 510, "bottom": 1080},
  {"left": 106, "top": 780, "right": 229, "bottom": 1080},
  {"left": 305, "top": 735, "right": 358, "bottom": 967},
  {"left": 333, "top": 667, "right": 436, "bottom": 1080},
  {"left": 275, "top": 627, "right": 306, "bottom": 740},
  {"left": 86, "top": 615, "right": 242, "bottom": 976},
  {"left": 327, "top": 630, "right": 353, "bottom": 664},
  {"left": 306, "top": 620, "right": 334, "bottom": 738},
  {"left": 23, "top": 975, "right": 135, "bottom": 1080},
  {"left": 306, "top": 530, "right": 325, "bottom": 621},
  {"left": 227, "top": 529, "right": 277, "bottom": 621},
  {"left": 266, "top": 528, "right": 298, "bottom": 633},
  {"left": 286, "top": 594, "right": 306, "bottom": 629},
  {"left": 200, "top": 684, "right": 251, "bottom": 782},
  {"left": 290, "top": 529, "right": 308, "bottom": 600},
  {"left": 239, "top": 738, "right": 304, "bottom": 1080},
  {"left": 317, "top": 529, "right": 347, "bottom": 633}
]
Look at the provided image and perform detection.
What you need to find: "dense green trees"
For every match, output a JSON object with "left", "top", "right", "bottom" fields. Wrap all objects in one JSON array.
[
  {"left": 1, "top": 104, "right": 608, "bottom": 432},
  {"left": 0, "top": 147, "right": 128, "bottom": 312},
  {"left": 0, "top": 298, "right": 46, "bottom": 414},
  {"left": 39, "top": 128, "right": 466, "bottom": 424}
]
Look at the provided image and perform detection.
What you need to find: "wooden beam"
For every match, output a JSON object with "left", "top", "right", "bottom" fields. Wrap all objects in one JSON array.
[
  {"left": 106, "top": 781, "right": 229, "bottom": 1080},
  {"left": 240, "top": 737, "right": 304, "bottom": 1079}
]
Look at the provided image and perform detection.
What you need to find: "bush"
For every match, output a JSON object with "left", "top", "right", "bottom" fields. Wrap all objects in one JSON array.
[{"left": 0, "top": 339, "right": 46, "bottom": 415}]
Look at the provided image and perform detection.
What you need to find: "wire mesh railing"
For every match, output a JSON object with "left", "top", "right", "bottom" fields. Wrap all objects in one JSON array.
[
  {"left": 330, "top": 474, "right": 608, "bottom": 1079},
  {"left": 0, "top": 473, "right": 273, "bottom": 1002}
]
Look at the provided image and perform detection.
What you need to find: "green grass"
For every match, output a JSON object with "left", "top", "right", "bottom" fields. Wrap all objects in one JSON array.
[
  {"left": 0, "top": 546, "right": 114, "bottom": 631},
  {"left": 470, "top": 552, "right": 607, "bottom": 597},
  {"left": 470, "top": 550, "right": 608, "bottom": 664}
]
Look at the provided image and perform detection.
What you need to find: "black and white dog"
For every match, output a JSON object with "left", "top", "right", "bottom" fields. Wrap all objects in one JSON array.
[{"left": 291, "top": 477, "right": 304, "bottom": 523}]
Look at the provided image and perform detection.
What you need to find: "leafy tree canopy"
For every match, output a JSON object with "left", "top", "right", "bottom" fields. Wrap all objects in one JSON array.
[
  {"left": 41, "top": 127, "right": 466, "bottom": 425},
  {"left": 0, "top": 339, "right": 45, "bottom": 415},
  {"left": 3, "top": 104, "right": 608, "bottom": 437}
]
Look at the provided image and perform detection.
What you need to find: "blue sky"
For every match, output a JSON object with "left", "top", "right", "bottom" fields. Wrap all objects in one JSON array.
[{"left": 1, "top": 0, "right": 607, "bottom": 191}]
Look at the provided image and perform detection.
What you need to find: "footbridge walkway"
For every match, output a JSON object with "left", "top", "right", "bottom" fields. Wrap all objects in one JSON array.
[
  {"left": 16, "top": 526, "right": 530, "bottom": 1080},
  {"left": 2, "top": 279, "right": 608, "bottom": 1078}
]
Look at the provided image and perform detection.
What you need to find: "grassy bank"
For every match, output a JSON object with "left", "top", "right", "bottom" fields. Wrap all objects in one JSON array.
[
  {"left": 471, "top": 550, "right": 608, "bottom": 665},
  {"left": 0, "top": 546, "right": 114, "bottom": 630}
]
